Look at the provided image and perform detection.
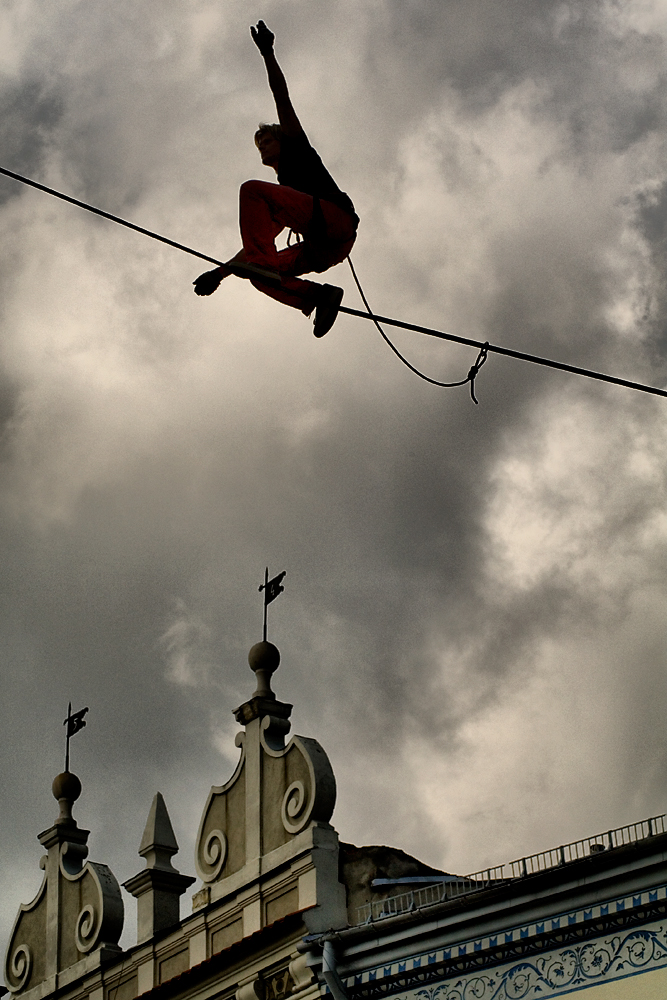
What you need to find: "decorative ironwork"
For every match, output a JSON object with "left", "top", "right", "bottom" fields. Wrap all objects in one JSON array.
[
  {"left": 403, "top": 925, "right": 667, "bottom": 999},
  {"left": 356, "top": 870, "right": 507, "bottom": 925},
  {"left": 63, "top": 703, "right": 88, "bottom": 772},
  {"left": 347, "top": 899, "right": 667, "bottom": 1000},
  {"left": 259, "top": 568, "right": 286, "bottom": 641},
  {"left": 509, "top": 814, "right": 666, "bottom": 879}
]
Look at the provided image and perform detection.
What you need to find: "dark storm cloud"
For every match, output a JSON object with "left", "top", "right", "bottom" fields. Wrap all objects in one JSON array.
[
  {"left": 366, "top": 1, "right": 666, "bottom": 143},
  {"left": 636, "top": 180, "right": 667, "bottom": 357},
  {"left": 0, "top": 78, "right": 63, "bottom": 204},
  {"left": 1, "top": 0, "right": 667, "bottom": 957},
  {"left": 0, "top": 370, "right": 20, "bottom": 458}
]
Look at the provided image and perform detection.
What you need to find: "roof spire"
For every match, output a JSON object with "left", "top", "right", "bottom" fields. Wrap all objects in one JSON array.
[
  {"left": 123, "top": 793, "right": 195, "bottom": 944},
  {"left": 138, "top": 791, "right": 179, "bottom": 869},
  {"left": 53, "top": 703, "right": 88, "bottom": 825}
]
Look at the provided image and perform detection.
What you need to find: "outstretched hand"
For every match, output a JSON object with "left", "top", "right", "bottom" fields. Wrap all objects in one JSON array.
[{"left": 250, "top": 20, "right": 274, "bottom": 56}]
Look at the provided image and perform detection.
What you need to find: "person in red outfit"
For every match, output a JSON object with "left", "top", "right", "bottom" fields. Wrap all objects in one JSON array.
[{"left": 193, "top": 20, "right": 358, "bottom": 338}]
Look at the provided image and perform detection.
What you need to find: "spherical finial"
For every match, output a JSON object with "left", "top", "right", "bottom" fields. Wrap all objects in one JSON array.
[
  {"left": 248, "top": 641, "right": 280, "bottom": 697},
  {"left": 52, "top": 771, "right": 82, "bottom": 802},
  {"left": 248, "top": 641, "right": 280, "bottom": 673},
  {"left": 52, "top": 771, "right": 82, "bottom": 825}
]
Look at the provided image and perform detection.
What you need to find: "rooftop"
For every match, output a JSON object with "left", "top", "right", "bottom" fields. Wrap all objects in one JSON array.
[{"left": 355, "top": 811, "right": 667, "bottom": 925}]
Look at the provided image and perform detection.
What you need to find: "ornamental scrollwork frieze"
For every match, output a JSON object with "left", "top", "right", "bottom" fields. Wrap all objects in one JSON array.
[{"left": 398, "top": 923, "right": 667, "bottom": 999}]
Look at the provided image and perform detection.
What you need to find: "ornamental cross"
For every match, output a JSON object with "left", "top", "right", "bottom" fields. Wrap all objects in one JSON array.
[{"left": 259, "top": 567, "right": 286, "bottom": 641}]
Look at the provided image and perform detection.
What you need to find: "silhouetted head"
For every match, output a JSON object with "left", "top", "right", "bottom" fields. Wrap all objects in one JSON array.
[{"left": 255, "top": 123, "right": 282, "bottom": 169}]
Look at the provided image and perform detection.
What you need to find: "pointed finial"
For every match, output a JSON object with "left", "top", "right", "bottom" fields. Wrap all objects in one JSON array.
[
  {"left": 139, "top": 792, "right": 179, "bottom": 871},
  {"left": 123, "top": 792, "right": 195, "bottom": 943}
]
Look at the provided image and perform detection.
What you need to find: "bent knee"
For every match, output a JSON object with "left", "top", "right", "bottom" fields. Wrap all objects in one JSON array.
[{"left": 240, "top": 179, "right": 274, "bottom": 198}]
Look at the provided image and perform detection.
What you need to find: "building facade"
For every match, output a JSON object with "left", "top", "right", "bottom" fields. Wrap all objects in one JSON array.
[{"left": 5, "top": 641, "right": 667, "bottom": 1000}]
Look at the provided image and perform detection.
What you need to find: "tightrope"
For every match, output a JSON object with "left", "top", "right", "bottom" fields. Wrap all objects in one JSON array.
[
  {"left": 0, "top": 165, "right": 225, "bottom": 267},
  {"left": 338, "top": 306, "right": 667, "bottom": 399},
  {"left": 1, "top": 163, "right": 665, "bottom": 401}
]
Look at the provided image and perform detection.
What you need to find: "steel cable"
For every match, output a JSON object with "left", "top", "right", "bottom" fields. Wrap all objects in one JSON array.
[{"left": 1, "top": 163, "right": 665, "bottom": 401}]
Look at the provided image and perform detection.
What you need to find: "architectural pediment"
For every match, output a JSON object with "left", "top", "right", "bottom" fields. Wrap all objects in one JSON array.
[
  {"left": 192, "top": 641, "right": 345, "bottom": 937},
  {"left": 4, "top": 772, "right": 123, "bottom": 996}
]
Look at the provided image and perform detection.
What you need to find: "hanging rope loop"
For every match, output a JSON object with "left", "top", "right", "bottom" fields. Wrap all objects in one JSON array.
[
  {"left": 467, "top": 342, "right": 489, "bottom": 404},
  {"left": 347, "top": 256, "right": 489, "bottom": 403}
]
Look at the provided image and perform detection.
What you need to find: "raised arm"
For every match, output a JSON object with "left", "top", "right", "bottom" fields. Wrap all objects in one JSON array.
[{"left": 250, "top": 21, "right": 302, "bottom": 137}]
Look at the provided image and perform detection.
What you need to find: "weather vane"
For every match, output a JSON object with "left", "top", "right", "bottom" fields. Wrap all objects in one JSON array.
[
  {"left": 258, "top": 567, "right": 286, "bottom": 642},
  {"left": 63, "top": 702, "right": 89, "bottom": 772}
]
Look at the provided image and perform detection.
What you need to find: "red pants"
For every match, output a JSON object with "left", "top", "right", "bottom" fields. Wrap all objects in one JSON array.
[{"left": 239, "top": 179, "right": 357, "bottom": 314}]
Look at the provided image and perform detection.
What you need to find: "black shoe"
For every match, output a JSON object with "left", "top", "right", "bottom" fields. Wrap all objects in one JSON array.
[
  {"left": 313, "top": 284, "right": 344, "bottom": 338},
  {"left": 224, "top": 261, "right": 282, "bottom": 288}
]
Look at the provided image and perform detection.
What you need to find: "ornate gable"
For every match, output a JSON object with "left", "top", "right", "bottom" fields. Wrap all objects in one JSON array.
[
  {"left": 193, "top": 641, "right": 345, "bottom": 936},
  {"left": 4, "top": 772, "right": 123, "bottom": 996}
]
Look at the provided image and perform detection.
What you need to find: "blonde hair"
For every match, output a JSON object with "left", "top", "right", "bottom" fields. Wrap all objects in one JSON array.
[{"left": 254, "top": 122, "right": 283, "bottom": 146}]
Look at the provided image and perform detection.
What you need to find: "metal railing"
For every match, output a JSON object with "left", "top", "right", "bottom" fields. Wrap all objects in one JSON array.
[
  {"left": 354, "top": 812, "right": 666, "bottom": 926},
  {"left": 355, "top": 867, "right": 508, "bottom": 925},
  {"left": 509, "top": 814, "right": 666, "bottom": 878}
]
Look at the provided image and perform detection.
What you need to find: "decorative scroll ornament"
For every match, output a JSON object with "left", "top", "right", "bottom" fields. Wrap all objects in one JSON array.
[
  {"left": 192, "top": 639, "right": 348, "bottom": 932},
  {"left": 7, "top": 945, "right": 32, "bottom": 993},
  {"left": 194, "top": 720, "right": 338, "bottom": 887},
  {"left": 200, "top": 829, "right": 228, "bottom": 882},
  {"left": 195, "top": 738, "right": 245, "bottom": 883},
  {"left": 74, "top": 905, "right": 98, "bottom": 953},
  {"left": 281, "top": 781, "right": 308, "bottom": 834},
  {"left": 4, "top": 872, "right": 47, "bottom": 995},
  {"left": 5, "top": 853, "right": 123, "bottom": 993},
  {"left": 61, "top": 860, "right": 123, "bottom": 959},
  {"left": 266, "top": 733, "right": 336, "bottom": 837},
  {"left": 4, "top": 772, "right": 123, "bottom": 995}
]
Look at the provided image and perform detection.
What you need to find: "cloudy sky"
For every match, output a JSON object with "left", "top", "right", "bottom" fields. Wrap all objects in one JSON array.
[{"left": 2, "top": 0, "right": 667, "bottom": 957}]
